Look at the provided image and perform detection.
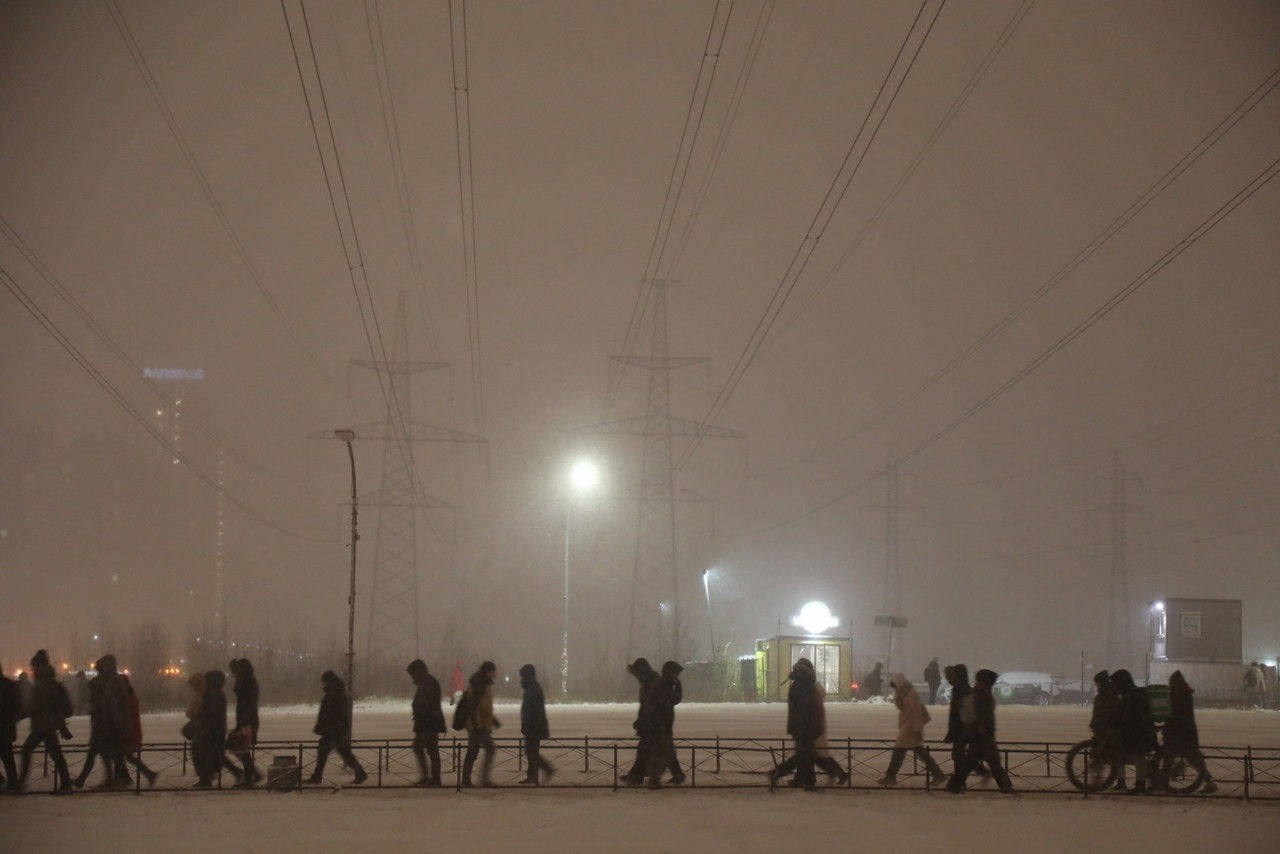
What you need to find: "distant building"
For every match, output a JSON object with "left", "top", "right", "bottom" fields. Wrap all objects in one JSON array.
[{"left": 1147, "top": 597, "right": 1247, "bottom": 702}]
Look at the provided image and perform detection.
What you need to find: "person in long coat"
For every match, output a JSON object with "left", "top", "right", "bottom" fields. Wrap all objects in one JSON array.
[
  {"left": 518, "top": 664, "right": 555, "bottom": 785},
  {"left": 879, "top": 674, "right": 945, "bottom": 785},
  {"left": 76, "top": 654, "right": 131, "bottom": 789},
  {"left": 191, "top": 670, "right": 229, "bottom": 788},
  {"left": 307, "top": 670, "right": 366, "bottom": 785},
  {"left": 228, "top": 659, "right": 263, "bottom": 786},
  {"left": 0, "top": 664, "right": 19, "bottom": 790},
  {"left": 923, "top": 657, "right": 942, "bottom": 705},
  {"left": 17, "top": 651, "right": 73, "bottom": 793},
  {"left": 862, "top": 662, "right": 885, "bottom": 698},
  {"left": 622, "top": 658, "right": 658, "bottom": 785},
  {"left": 946, "top": 668, "right": 1012, "bottom": 793},
  {"left": 120, "top": 674, "right": 158, "bottom": 787},
  {"left": 1110, "top": 668, "right": 1157, "bottom": 794},
  {"left": 407, "top": 659, "right": 445, "bottom": 786},
  {"left": 1164, "top": 670, "right": 1216, "bottom": 794},
  {"left": 461, "top": 661, "right": 499, "bottom": 786},
  {"left": 770, "top": 658, "right": 823, "bottom": 791}
]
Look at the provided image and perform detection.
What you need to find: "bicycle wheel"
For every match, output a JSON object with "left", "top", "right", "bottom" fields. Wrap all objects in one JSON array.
[
  {"left": 1157, "top": 748, "right": 1205, "bottom": 795},
  {"left": 1065, "top": 739, "right": 1116, "bottom": 792}
]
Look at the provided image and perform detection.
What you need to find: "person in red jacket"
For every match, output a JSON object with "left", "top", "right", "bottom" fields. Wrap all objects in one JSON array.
[{"left": 120, "top": 675, "right": 158, "bottom": 787}]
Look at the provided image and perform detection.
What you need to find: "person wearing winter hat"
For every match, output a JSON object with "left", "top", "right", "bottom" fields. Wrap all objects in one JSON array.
[
  {"left": 622, "top": 658, "right": 658, "bottom": 785},
  {"left": 307, "top": 670, "right": 366, "bottom": 785},
  {"left": 407, "top": 660, "right": 445, "bottom": 786},
  {"left": 518, "top": 664, "right": 554, "bottom": 784},
  {"left": 878, "top": 673, "right": 946, "bottom": 786},
  {"left": 946, "top": 668, "right": 1012, "bottom": 793}
]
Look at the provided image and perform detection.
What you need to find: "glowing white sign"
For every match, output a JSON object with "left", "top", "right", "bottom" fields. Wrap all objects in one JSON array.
[{"left": 792, "top": 601, "right": 839, "bottom": 635}]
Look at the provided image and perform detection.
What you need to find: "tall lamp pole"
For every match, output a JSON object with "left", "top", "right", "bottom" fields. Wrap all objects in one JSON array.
[
  {"left": 702, "top": 569, "right": 717, "bottom": 661},
  {"left": 562, "top": 459, "right": 600, "bottom": 697},
  {"left": 334, "top": 429, "right": 358, "bottom": 696}
]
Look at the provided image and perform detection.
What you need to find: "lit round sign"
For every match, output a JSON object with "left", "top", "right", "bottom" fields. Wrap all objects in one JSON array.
[{"left": 793, "top": 601, "right": 838, "bottom": 635}]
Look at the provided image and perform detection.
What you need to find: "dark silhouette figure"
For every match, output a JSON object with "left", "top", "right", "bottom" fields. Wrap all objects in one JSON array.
[
  {"left": 228, "top": 659, "right": 262, "bottom": 786},
  {"left": 192, "top": 670, "right": 229, "bottom": 788},
  {"left": 308, "top": 670, "right": 366, "bottom": 785},
  {"left": 622, "top": 658, "right": 658, "bottom": 785},
  {"left": 771, "top": 658, "right": 823, "bottom": 791},
  {"left": 1164, "top": 669, "right": 1216, "bottom": 794},
  {"left": 407, "top": 659, "right": 444, "bottom": 786},
  {"left": 120, "top": 674, "right": 157, "bottom": 787},
  {"left": 461, "top": 661, "right": 498, "bottom": 786},
  {"left": 863, "top": 662, "right": 885, "bottom": 698},
  {"left": 924, "top": 657, "right": 941, "bottom": 705},
  {"left": 1111, "top": 668, "right": 1157, "bottom": 794},
  {"left": 518, "top": 664, "right": 554, "bottom": 785},
  {"left": 17, "top": 650, "right": 73, "bottom": 793},
  {"left": 946, "top": 668, "right": 1012, "bottom": 793},
  {"left": 1089, "top": 670, "right": 1126, "bottom": 790},
  {"left": 0, "top": 664, "right": 20, "bottom": 790},
  {"left": 76, "top": 654, "right": 131, "bottom": 789}
]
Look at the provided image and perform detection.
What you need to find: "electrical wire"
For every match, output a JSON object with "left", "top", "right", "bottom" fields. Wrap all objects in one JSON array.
[
  {"left": 102, "top": 0, "right": 346, "bottom": 397},
  {"left": 1, "top": 266, "right": 336, "bottom": 545}
]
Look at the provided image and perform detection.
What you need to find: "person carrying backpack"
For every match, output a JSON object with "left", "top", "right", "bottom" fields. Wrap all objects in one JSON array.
[
  {"left": 946, "top": 668, "right": 1012, "bottom": 794},
  {"left": 460, "top": 661, "right": 498, "bottom": 787},
  {"left": 879, "top": 673, "right": 945, "bottom": 786},
  {"left": 17, "top": 650, "right": 74, "bottom": 793}
]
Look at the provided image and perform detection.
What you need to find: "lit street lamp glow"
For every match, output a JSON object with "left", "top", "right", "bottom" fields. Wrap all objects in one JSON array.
[
  {"left": 793, "top": 600, "right": 839, "bottom": 635},
  {"left": 562, "top": 458, "right": 602, "bottom": 696},
  {"left": 569, "top": 459, "right": 600, "bottom": 492}
]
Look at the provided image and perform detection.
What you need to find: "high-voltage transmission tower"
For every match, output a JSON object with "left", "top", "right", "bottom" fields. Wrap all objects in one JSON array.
[
  {"left": 1102, "top": 449, "right": 1137, "bottom": 670},
  {"left": 868, "top": 447, "right": 914, "bottom": 674},
  {"left": 312, "top": 293, "right": 485, "bottom": 667},
  {"left": 580, "top": 280, "right": 742, "bottom": 664}
]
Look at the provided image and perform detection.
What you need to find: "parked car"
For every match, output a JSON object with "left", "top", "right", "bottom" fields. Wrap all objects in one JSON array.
[{"left": 994, "top": 672, "right": 1054, "bottom": 706}]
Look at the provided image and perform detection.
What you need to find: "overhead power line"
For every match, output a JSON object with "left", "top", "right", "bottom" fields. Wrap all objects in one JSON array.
[
  {"left": 756, "top": 60, "right": 1280, "bottom": 477},
  {"left": 1, "top": 266, "right": 335, "bottom": 545},
  {"left": 675, "top": 0, "right": 949, "bottom": 474},
  {"left": 102, "top": 0, "right": 345, "bottom": 397},
  {"left": 746, "top": 153, "right": 1280, "bottom": 535}
]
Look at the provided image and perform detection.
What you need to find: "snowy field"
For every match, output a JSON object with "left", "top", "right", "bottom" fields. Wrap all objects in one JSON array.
[{"left": 7, "top": 703, "right": 1278, "bottom": 853}]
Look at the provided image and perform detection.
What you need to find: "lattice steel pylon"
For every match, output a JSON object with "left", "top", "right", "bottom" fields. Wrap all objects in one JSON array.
[
  {"left": 312, "top": 293, "right": 485, "bottom": 667},
  {"left": 1106, "top": 449, "right": 1133, "bottom": 670},
  {"left": 580, "top": 280, "right": 742, "bottom": 664}
]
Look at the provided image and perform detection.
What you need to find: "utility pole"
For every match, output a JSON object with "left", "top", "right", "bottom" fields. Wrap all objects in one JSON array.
[
  {"left": 311, "top": 293, "right": 485, "bottom": 677},
  {"left": 580, "top": 280, "right": 742, "bottom": 664},
  {"left": 1107, "top": 450, "right": 1133, "bottom": 670},
  {"left": 868, "top": 447, "right": 913, "bottom": 675}
]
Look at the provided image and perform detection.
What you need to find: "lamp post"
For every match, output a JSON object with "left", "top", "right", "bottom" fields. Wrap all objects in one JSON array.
[
  {"left": 702, "top": 569, "right": 717, "bottom": 661},
  {"left": 334, "top": 429, "right": 358, "bottom": 696},
  {"left": 562, "top": 459, "right": 600, "bottom": 697}
]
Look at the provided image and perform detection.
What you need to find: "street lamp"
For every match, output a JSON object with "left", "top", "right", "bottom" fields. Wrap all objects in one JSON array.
[
  {"left": 334, "top": 429, "right": 358, "bottom": 696},
  {"left": 702, "top": 569, "right": 717, "bottom": 661},
  {"left": 562, "top": 459, "right": 600, "bottom": 696}
]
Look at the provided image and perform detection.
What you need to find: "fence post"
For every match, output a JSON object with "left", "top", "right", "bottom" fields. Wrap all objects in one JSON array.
[
  {"left": 612, "top": 744, "right": 618, "bottom": 791},
  {"left": 715, "top": 735, "right": 721, "bottom": 774},
  {"left": 846, "top": 739, "right": 853, "bottom": 786},
  {"left": 296, "top": 744, "right": 303, "bottom": 791},
  {"left": 456, "top": 742, "right": 462, "bottom": 791},
  {"left": 182, "top": 741, "right": 187, "bottom": 775},
  {"left": 1045, "top": 743, "right": 1051, "bottom": 779},
  {"left": 691, "top": 746, "right": 696, "bottom": 787},
  {"left": 1244, "top": 746, "right": 1252, "bottom": 801},
  {"left": 925, "top": 747, "right": 931, "bottom": 792},
  {"left": 584, "top": 735, "right": 589, "bottom": 773},
  {"left": 377, "top": 745, "right": 383, "bottom": 788}
]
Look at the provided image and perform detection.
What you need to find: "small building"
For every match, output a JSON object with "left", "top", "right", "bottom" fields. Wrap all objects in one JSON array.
[
  {"left": 1148, "top": 597, "right": 1246, "bottom": 702},
  {"left": 749, "top": 635, "right": 853, "bottom": 701}
]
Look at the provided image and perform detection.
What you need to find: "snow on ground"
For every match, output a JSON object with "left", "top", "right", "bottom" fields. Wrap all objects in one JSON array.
[{"left": 7, "top": 787, "right": 1279, "bottom": 854}]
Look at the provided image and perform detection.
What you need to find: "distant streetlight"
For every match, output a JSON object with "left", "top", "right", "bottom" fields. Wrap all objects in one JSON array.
[
  {"left": 702, "top": 569, "right": 717, "bottom": 661},
  {"left": 334, "top": 429, "right": 358, "bottom": 695},
  {"left": 793, "top": 601, "right": 839, "bottom": 635},
  {"left": 562, "top": 459, "right": 601, "bottom": 696}
]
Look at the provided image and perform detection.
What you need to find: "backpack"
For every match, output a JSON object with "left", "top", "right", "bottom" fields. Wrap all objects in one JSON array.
[{"left": 451, "top": 690, "right": 472, "bottom": 731}]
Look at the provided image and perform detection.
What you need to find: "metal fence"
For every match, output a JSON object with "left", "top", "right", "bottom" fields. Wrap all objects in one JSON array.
[{"left": 16, "top": 736, "right": 1280, "bottom": 800}]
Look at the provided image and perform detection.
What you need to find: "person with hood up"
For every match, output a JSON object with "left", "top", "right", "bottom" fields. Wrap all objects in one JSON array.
[
  {"left": 0, "top": 663, "right": 19, "bottom": 791},
  {"left": 228, "top": 659, "right": 263, "bottom": 786},
  {"left": 308, "top": 670, "right": 366, "bottom": 785},
  {"left": 1164, "top": 670, "right": 1216, "bottom": 794},
  {"left": 862, "top": 662, "right": 885, "bottom": 698},
  {"left": 1110, "top": 668, "right": 1157, "bottom": 794},
  {"left": 1088, "top": 670, "right": 1126, "bottom": 790},
  {"left": 76, "top": 654, "right": 131, "bottom": 789},
  {"left": 946, "top": 668, "right": 1012, "bottom": 793},
  {"left": 653, "top": 661, "right": 685, "bottom": 785},
  {"left": 192, "top": 670, "right": 232, "bottom": 788},
  {"left": 407, "top": 659, "right": 445, "bottom": 786},
  {"left": 119, "top": 674, "right": 158, "bottom": 787},
  {"left": 622, "top": 658, "right": 659, "bottom": 785},
  {"left": 17, "top": 650, "right": 74, "bottom": 793},
  {"left": 770, "top": 658, "right": 824, "bottom": 791},
  {"left": 924, "top": 657, "right": 942, "bottom": 705},
  {"left": 879, "top": 673, "right": 946, "bottom": 786},
  {"left": 461, "top": 661, "right": 499, "bottom": 787},
  {"left": 518, "top": 664, "right": 554, "bottom": 785}
]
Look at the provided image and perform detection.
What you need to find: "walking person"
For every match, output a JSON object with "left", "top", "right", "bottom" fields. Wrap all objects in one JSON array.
[
  {"left": 0, "top": 663, "right": 20, "bottom": 791},
  {"left": 191, "top": 670, "right": 231, "bottom": 788},
  {"left": 518, "top": 664, "right": 554, "bottom": 785},
  {"left": 407, "top": 659, "right": 444, "bottom": 786},
  {"left": 1163, "top": 670, "right": 1217, "bottom": 794},
  {"left": 862, "top": 662, "right": 885, "bottom": 698},
  {"left": 460, "top": 661, "right": 498, "bottom": 787},
  {"left": 924, "top": 657, "right": 942, "bottom": 705},
  {"left": 17, "top": 650, "right": 74, "bottom": 794},
  {"left": 1244, "top": 662, "right": 1267, "bottom": 709},
  {"left": 228, "top": 659, "right": 262, "bottom": 787},
  {"left": 879, "top": 673, "right": 946, "bottom": 786},
  {"left": 1110, "top": 669, "right": 1157, "bottom": 794},
  {"left": 946, "top": 668, "right": 1013, "bottom": 794},
  {"left": 769, "top": 658, "right": 822, "bottom": 791},
  {"left": 307, "top": 670, "right": 366, "bottom": 785},
  {"left": 120, "top": 674, "right": 158, "bottom": 787},
  {"left": 1089, "top": 670, "right": 1126, "bottom": 790},
  {"left": 656, "top": 661, "right": 685, "bottom": 785},
  {"left": 622, "top": 658, "right": 658, "bottom": 785},
  {"left": 75, "top": 654, "right": 131, "bottom": 789}
]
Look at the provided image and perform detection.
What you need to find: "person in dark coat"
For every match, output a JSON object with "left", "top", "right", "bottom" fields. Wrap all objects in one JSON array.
[
  {"left": 863, "top": 662, "right": 885, "bottom": 698},
  {"left": 924, "top": 657, "right": 942, "bottom": 705},
  {"left": 407, "top": 659, "right": 444, "bottom": 786},
  {"left": 75, "top": 654, "right": 131, "bottom": 789},
  {"left": 1088, "top": 670, "right": 1126, "bottom": 790},
  {"left": 518, "top": 664, "right": 554, "bottom": 785},
  {"left": 228, "top": 659, "right": 263, "bottom": 786},
  {"left": 16, "top": 671, "right": 33, "bottom": 718},
  {"left": 946, "top": 668, "right": 1012, "bottom": 793},
  {"left": 308, "top": 670, "right": 366, "bottom": 785},
  {"left": 622, "top": 658, "right": 658, "bottom": 785},
  {"left": 1163, "top": 670, "right": 1216, "bottom": 794},
  {"left": 1110, "top": 668, "right": 1156, "bottom": 794},
  {"left": 771, "top": 658, "right": 823, "bottom": 791},
  {"left": 17, "top": 650, "right": 74, "bottom": 793},
  {"left": 0, "top": 664, "right": 19, "bottom": 790},
  {"left": 461, "top": 661, "right": 498, "bottom": 787},
  {"left": 652, "top": 660, "right": 685, "bottom": 785},
  {"left": 191, "top": 670, "right": 230, "bottom": 788},
  {"left": 119, "top": 674, "right": 158, "bottom": 787}
]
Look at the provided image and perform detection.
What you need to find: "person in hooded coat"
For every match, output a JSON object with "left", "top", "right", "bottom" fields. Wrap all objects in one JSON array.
[
  {"left": 308, "top": 670, "right": 367, "bottom": 785},
  {"left": 518, "top": 664, "right": 554, "bottom": 785},
  {"left": 0, "top": 663, "right": 21, "bottom": 791},
  {"left": 407, "top": 659, "right": 445, "bottom": 786},
  {"left": 879, "top": 673, "right": 946, "bottom": 786},
  {"left": 119, "top": 674, "right": 158, "bottom": 787},
  {"left": 18, "top": 650, "right": 74, "bottom": 793},
  {"left": 652, "top": 661, "right": 685, "bottom": 786},
  {"left": 946, "top": 668, "right": 1012, "bottom": 794},
  {"left": 1110, "top": 668, "right": 1156, "bottom": 794},
  {"left": 1088, "top": 670, "right": 1126, "bottom": 790},
  {"left": 228, "top": 659, "right": 263, "bottom": 786},
  {"left": 862, "top": 662, "right": 885, "bottom": 698},
  {"left": 1164, "top": 670, "right": 1216, "bottom": 794},
  {"left": 76, "top": 654, "right": 131, "bottom": 789},
  {"left": 622, "top": 658, "right": 658, "bottom": 785},
  {"left": 461, "top": 661, "right": 499, "bottom": 786},
  {"left": 770, "top": 658, "right": 823, "bottom": 791},
  {"left": 924, "top": 658, "right": 942, "bottom": 705},
  {"left": 192, "top": 670, "right": 231, "bottom": 788}
]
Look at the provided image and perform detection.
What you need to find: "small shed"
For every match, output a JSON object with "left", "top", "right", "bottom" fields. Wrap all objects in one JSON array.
[{"left": 751, "top": 635, "right": 853, "bottom": 701}]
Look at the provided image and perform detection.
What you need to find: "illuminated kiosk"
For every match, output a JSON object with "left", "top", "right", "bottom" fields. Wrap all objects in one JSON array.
[
  {"left": 1147, "top": 597, "right": 1245, "bottom": 703},
  {"left": 748, "top": 602, "right": 853, "bottom": 701}
]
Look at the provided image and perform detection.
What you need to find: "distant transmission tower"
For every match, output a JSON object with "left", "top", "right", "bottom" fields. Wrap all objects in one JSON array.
[
  {"left": 867, "top": 447, "right": 914, "bottom": 674},
  {"left": 581, "top": 280, "right": 742, "bottom": 664},
  {"left": 312, "top": 293, "right": 484, "bottom": 667},
  {"left": 1105, "top": 449, "right": 1134, "bottom": 670}
]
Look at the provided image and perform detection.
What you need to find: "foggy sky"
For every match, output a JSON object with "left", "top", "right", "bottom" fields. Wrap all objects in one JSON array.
[{"left": 2, "top": 0, "right": 1278, "bottom": 682}]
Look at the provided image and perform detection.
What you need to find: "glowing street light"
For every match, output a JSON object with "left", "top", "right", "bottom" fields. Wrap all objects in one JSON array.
[
  {"left": 792, "top": 600, "right": 839, "bottom": 635},
  {"left": 703, "top": 569, "right": 717, "bottom": 661},
  {"left": 562, "top": 458, "right": 602, "bottom": 696}
]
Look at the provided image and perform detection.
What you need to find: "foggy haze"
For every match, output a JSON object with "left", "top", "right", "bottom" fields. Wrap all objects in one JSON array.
[{"left": 2, "top": 0, "right": 1278, "bottom": 690}]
